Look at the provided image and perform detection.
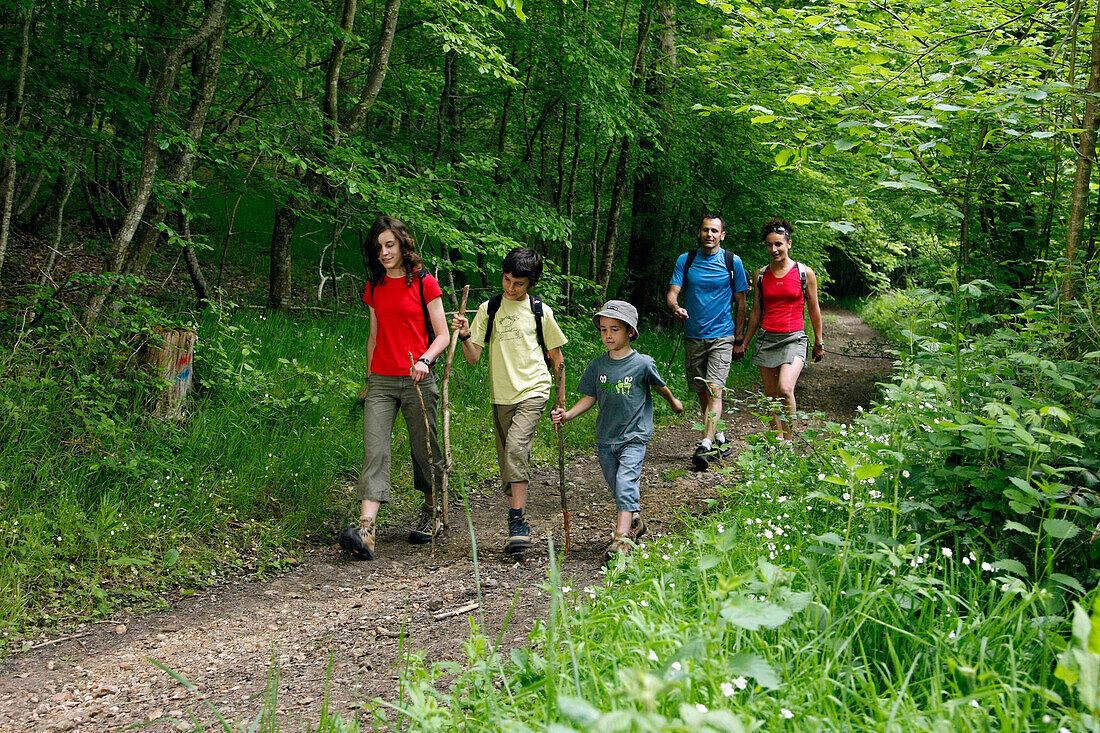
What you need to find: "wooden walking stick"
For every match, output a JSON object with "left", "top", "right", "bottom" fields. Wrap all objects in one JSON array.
[
  {"left": 409, "top": 352, "right": 438, "bottom": 554},
  {"left": 440, "top": 284, "right": 470, "bottom": 536},
  {"left": 556, "top": 360, "right": 570, "bottom": 555}
]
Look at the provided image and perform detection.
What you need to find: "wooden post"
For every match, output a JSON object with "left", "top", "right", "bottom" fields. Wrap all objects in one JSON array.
[{"left": 141, "top": 328, "right": 197, "bottom": 420}]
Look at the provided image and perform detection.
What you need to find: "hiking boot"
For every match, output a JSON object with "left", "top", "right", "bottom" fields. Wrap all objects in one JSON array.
[
  {"left": 692, "top": 444, "right": 713, "bottom": 471},
  {"left": 629, "top": 513, "right": 648, "bottom": 542},
  {"left": 606, "top": 535, "right": 632, "bottom": 559},
  {"left": 339, "top": 518, "right": 376, "bottom": 561},
  {"left": 408, "top": 507, "right": 442, "bottom": 544},
  {"left": 504, "top": 508, "right": 532, "bottom": 554}
]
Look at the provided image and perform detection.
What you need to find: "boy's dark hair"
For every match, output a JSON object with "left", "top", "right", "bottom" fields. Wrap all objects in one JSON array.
[
  {"left": 502, "top": 246, "right": 543, "bottom": 286},
  {"left": 700, "top": 213, "right": 726, "bottom": 231},
  {"left": 761, "top": 218, "right": 794, "bottom": 241}
]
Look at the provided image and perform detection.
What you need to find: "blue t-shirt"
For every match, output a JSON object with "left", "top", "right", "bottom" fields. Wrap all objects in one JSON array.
[
  {"left": 670, "top": 248, "right": 750, "bottom": 339},
  {"left": 578, "top": 351, "right": 666, "bottom": 446}
]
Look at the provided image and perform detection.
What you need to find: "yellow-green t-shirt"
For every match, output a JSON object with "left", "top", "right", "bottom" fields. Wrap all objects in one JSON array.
[{"left": 470, "top": 296, "right": 568, "bottom": 405}]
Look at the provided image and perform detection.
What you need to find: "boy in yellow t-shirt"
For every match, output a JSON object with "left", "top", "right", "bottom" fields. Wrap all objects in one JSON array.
[{"left": 451, "top": 247, "right": 567, "bottom": 554}]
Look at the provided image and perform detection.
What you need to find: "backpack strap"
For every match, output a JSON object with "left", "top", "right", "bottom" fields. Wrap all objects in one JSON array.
[
  {"left": 529, "top": 295, "right": 552, "bottom": 371},
  {"left": 484, "top": 293, "right": 504, "bottom": 343},
  {"left": 683, "top": 248, "right": 738, "bottom": 309},
  {"left": 484, "top": 292, "right": 552, "bottom": 372},
  {"left": 756, "top": 263, "right": 807, "bottom": 314},
  {"left": 417, "top": 270, "right": 435, "bottom": 344}
]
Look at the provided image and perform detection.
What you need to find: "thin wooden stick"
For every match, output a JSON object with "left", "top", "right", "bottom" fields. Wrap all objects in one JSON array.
[
  {"left": 409, "top": 352, "right": 438, "bottom": 554},
  {"left": 440, "top": 285, "right": 470, "bottom": 535},
  {"left": 556, "top": 360, "right": 570, "bottom": 555}
]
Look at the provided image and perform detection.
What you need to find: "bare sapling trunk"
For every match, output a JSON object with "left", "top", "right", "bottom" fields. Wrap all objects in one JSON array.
[
  {"left": 0, "top": 8, "right": 31, "bottom": 279},
  {"left": 83, "top": 0, "right": 229, "bottom": 326},
  {"left": 1063, "top": 0, "right": 1100, "bottom": 300},
  {"left": 39, "top": 162, "right": 77, "bottom": 285},
  {"left": 123, "top": 14, "right": 229, "bottom": 283},
  {"left": 180, "top": 211, "right": 211, "bottom": 307}
]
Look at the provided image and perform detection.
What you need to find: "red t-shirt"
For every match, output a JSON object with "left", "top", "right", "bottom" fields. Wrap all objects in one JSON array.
[
  {"left": 760, "top": 264, "right": 805, "bottom": 333},
  {"left": 362, "top": 271, "right": 443, "bottom": 376}
]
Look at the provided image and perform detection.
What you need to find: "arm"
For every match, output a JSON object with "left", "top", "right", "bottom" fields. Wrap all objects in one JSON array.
[
  {"left": 412, "top": 297, "right": 452, "bottom": 381},
  {"left": 666, "top": 283, "right": 689, "bottom": 322},
  {"left": 548, "top": 347, "right": 565, "bottom": 409},
  {"left": 743, "top": 272, "right": 764, "bottom": 348},
  {"left": 361, "top": 307, "right": 378, "bottom": 397},
  {"left": 732, "top": 290, "right": 748, "bottom": 359},
  {"left": 551, "top": 395, "right": 597, "bottom": 426},
  {"left": 450, "top": 312, "right": 484, "bottom": 364},
  {"left": 653, "top": 385, "right": 684, "bottom": 414},
  {"left": 806, "top": 267, "right": 824, "bottom": 363}
]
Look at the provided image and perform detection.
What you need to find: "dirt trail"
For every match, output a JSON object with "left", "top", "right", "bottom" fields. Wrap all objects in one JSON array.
[{"left": 0, "top": 307, "right": 890, "bottom": 732}]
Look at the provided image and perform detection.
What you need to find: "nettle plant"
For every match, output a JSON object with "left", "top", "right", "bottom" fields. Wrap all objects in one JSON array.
[{"left": 863, "top": 277, "right": 1100, "bottom": 580}]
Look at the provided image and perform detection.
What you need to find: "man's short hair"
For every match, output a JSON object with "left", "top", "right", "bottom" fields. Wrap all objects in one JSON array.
[
  {"left": 700, "top": 213, "right": 726, "bottom": 231},
  {"left": 502, "top": 247, "right": 543, "bottom": 285}
]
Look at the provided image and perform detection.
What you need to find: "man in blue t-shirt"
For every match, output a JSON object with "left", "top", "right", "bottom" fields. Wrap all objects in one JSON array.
[{"left": 666, "top": 214, "right": 749, "bottom": 470}]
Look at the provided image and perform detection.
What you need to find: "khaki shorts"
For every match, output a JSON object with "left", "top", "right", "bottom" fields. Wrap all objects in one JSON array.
[
  {"left": 492, "top": 397, "right": 547, "bottom": 493},
  {"left": 685, "top": 336, "right": 736, "bottom": 394}
]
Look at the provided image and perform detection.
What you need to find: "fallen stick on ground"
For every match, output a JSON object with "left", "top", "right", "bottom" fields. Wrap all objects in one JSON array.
[
  {"left": 409, "top": 352, "right": 438, "bottom": 555},
  {"left": 440, "top": 284, "right": 470, "bottom": 535},
  {"left": 432, "top": 600, "right": 479, "bottom": 621}
]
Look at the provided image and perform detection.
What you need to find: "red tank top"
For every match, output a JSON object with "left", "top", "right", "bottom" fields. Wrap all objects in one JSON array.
[{"left": 760, "top": 264, "right": 804, "bottom": 332}]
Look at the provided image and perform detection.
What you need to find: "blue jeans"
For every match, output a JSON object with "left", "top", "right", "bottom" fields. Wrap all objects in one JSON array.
[{"left": 597, "top": 441, "right": 647, "bottom": 512}]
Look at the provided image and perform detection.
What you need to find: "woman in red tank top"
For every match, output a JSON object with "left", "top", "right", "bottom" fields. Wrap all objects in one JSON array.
[{"left": 742, "top": 219, "right": 824, "bottom": 442}]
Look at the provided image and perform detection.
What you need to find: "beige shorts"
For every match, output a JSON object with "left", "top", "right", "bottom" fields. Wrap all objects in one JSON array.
[
  {"left": 492, "top": 397, "right": 548, "bottom": 493},
  {"left": 685, "top": 336, "right": 736, "bottom": 394}
]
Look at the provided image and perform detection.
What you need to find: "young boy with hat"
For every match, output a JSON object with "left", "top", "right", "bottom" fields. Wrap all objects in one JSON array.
[{"left": 552, "top": 300, "right": 683, "bottom": 557}]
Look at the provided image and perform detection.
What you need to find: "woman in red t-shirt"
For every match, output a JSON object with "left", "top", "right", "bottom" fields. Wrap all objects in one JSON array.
[
  {"left": 339, "top": 216, "right": 449, "bottom": 561},
  {"left": 743, "top": 219, "right": 824, "bottom": 442}
]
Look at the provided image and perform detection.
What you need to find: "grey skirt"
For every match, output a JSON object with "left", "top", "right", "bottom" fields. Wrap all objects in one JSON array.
[{"left": 752, "top": 329, "right": 808, "bottom": 368}]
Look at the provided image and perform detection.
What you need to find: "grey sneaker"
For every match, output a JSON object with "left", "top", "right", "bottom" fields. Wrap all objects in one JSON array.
[
  {"left": 629, "top": 514, "right": 648, "bottom": 542},
  {"left": 408, "top": 508, "right": 442, "bottom": 544},
  {"left": 505, "top": 508, "right": 532, "bottom": 554},
  {"left": 339, "top": 518, "right": 376, "bottom": 561}
]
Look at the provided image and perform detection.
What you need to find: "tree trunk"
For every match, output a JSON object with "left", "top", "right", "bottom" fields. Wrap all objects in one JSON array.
[
  {"left": 589, "top": 138, "right": 613, "bottom": 279},
  {"left": 0, "top": 7, "right": 30, "bottom": 279},
  {"left": 83, "top": 0, "right": 229, "bottom": 325},
  {"left": 180, "top": 211, "right": 211, "bottom": 308},
  {"left": 596, "top": 4, "right": 653, "bottom": 297},
  {"left": 598, "top": 136, "right": 632, "bottom": 296},
  {"left": 626, "top": 0, "right": 676, "bottom": 311},
  {"left": 1063, "top": 0, "right": 1100, "bottom": 300},
  {"left": 39, "top": 162, "right": 77, "bottom": 285},
  {"left": 266, "top": 0, "right": 402, "bottom": 311}
]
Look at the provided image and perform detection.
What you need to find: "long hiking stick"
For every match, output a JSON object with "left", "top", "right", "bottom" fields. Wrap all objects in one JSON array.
[
  {"left": 556, "top": 360, "right": 570, "bottom": 555},
  {"left": 409, "top": 352, "right": 438, "bottom": 554},
  {"left": 440, "top": 284, "right": 470, "bottom": 535}
]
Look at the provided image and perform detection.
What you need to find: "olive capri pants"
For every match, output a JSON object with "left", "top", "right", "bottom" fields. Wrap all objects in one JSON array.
[{"left": 358, "top": 373, "right": 444, "bottom": 505}]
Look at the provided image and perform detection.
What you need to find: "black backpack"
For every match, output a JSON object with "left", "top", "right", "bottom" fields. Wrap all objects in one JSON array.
[
  {"left": 755, "top": 262, "right": 807, "bottom": 311},
  {"left": 368, "top": 270, "right": 435, "bottom": 343},
  {"left": 683, "top": 248, "right": 741, "bottom": 309},
  {"left": 484, "top": 293, "right": 552, "bottom": 372}
]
